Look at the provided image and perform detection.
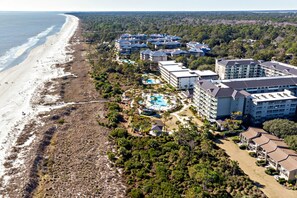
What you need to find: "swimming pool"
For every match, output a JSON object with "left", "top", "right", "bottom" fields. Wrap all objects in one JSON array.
[
  {"left": 146, "top": 79, "right": 155, "bottom": 84},
  {"left": 150, "top": 94, "right": 168, "bottom": 107},
  {"left": 143, "top": 77, "right": 161, "bottom": 85}
]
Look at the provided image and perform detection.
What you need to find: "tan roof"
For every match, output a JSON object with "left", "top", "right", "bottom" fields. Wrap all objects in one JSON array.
[
  {"left": 279, "top": 156, "right": 297, "bottom": 171},
  {"left": 261, "top": 140, "right": 289, "bottom": 153},
  {"left": 268, "top": 148, "right": 297, "bottom": 162},
  {"left": 241, "top": 127, "right": 266, "bottom": 140},
  {"left": 253, "top": 133, "right": 280, "bottom": 146}
]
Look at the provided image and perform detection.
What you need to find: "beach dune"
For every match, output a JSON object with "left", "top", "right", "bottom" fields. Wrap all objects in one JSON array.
[{"left": 0, "top": 14, "right": 79, "bottom": 178}]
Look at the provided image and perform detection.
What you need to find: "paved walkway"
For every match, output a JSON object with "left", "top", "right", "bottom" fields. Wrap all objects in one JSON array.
[
  {"left": 216, "top": 139, "right": 297, "bottom": 198},
  {"left": 171, "top": 104, "right": 190, "bottom": 125}
]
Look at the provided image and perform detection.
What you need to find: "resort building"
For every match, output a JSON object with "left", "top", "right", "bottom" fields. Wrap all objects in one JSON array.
[
  {"left": 194, "top": 70, "right": 219, "bottom": 80},
  {"left": 246, "top": 90, "right": 297, "bottom": 124},
  {"left": 240, "top": 128, "right": 297, "bottom": 181},
  {"left": 154, "top": 41, "right": 181, "bottom": 49},
  {"left": 186, "top": 42, "right": 211, "bottom": 54},
  {"left": 193, "top": 76, "right": 297, "bottom": 123},
  {"left": 159, "top": 61, "right": 219, "bottom": 90},
  {"left": 140, "top": 50, "right": 167, "bottom": 63},
  {"left": 260, "top": 61, "right": 297, "bottom": 77},
  {"left": 170, "top": 71, "right": 199, "bottom": 90},
  {"left": 158, "top": 61, "right": 193, "bottom": 90},
  {"left": 215, "top": 59, "right": 297, "bottom": 80},
  {"left": 116, "top": 33, "right": 182, "bottom": 55},
  {"left": 215, "top": 59, "right": 261, "bottom": 80},
  {"left": 115, "top": 39, "right": 148, "bottom": 55},
  {"left": 193, "top": 80, "right": 246, "bottom": 121},
  {"left": 188, "top": 48, "right": 205, "bottom": 57}
]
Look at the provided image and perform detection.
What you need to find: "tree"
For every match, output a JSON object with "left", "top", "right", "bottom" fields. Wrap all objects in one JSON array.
[
  {"left": 163, "top": 111, "right": 171, "bottom": 132},
  {"left": 284, "top": 135, "right": 297, "bottom": 151},
  {"left": 263, "top": 119, "right": 297, "bottom": 138}
]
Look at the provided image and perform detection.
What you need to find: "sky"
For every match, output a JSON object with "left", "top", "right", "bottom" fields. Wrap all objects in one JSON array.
[{"left": 1, "top": 0, "right": 297, "bottom": 11}]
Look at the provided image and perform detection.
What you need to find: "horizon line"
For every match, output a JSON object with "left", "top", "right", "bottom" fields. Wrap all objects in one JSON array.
[{"left": 0, "top": 9, "right": 297, "bottom": 13}]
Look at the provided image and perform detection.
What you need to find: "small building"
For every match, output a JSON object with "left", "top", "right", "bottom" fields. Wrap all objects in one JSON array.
[
  {"left": 188, "top": 48, "right": 205, "bottom": 57},
  {"left": 140, "top": 50, "right": 167, "bottom": 63},
  {"left": 149, "top": 120, "right": 165, "bottom": 136},
  {"left": 155, "top": 41, "right": 181, "bottom": 49},
  {"left": 140, "top": 49, "right": 153, "bottom": 61},
  {"left": 240, "top": 128, "right": 297, "bottom": 181},
  {"left": 171, "top": 49, "right": 188, "bottom": 57},
  {"left": 150, "top": 51, "right": 167, "bottom": 63}
]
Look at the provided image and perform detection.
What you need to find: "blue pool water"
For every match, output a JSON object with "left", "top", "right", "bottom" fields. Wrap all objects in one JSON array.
[
  {"left": 150, "top": 95, "right": 168, "bottom": 107},
  {"left": 146, "top": 79, "right": 155, "bottom": 84}
]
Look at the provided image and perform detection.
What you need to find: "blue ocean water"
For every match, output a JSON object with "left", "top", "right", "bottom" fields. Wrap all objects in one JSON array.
[{"left": 0, "top": 12, "right": 66, "bottom": 71}]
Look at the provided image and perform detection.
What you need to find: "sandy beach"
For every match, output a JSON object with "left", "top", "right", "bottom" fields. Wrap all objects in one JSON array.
[{"left": 0, "top": 14, "right": 79, "bottom": 180}]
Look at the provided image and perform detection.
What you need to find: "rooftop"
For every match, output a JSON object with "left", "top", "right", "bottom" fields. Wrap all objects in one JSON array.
[
  {"left": 261, "top": 140, "right": 289, "bottom": 153},
  {"left": 162, "top": 65, "right": 189, "bottom": 72},
  {"left": 194, "top": 70, "right": 218, "bottom": 77},
  {"left": 268, "top": 148, "right": 297, "bottom": 162},
  {"left": 171, "top": 71, "right": 198, "bottom": 78},
  {"left": 219, "top": 76, "right": 297, "bottom": 90},
  {"left": 217, "top": 58, "right": 260, "bottom": 67},
  {"left": 241, "top": 127, "right": 266, "bottom": 140},
  {"left": 279, "top": 156, "right": 297, "bottom": 171},
  {"left": 252, "top": 133, "right": 281, "bottom": 146},
  {"left": 158, "top": 61, "right": 177, "bottom": 66},
  {"left": 261, "top": 61, "right": 297, "bottom": 76},
  {"left": 251, "top": 90, "right": 297, "bottom": 103},
  {"left": 150, "top": 51, "right": 167, "bottom": 57}
]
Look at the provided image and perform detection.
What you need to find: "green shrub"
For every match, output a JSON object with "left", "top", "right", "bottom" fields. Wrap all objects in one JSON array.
[
  {"left": 109, "top": 128, "right": 128, "bottom": 138},
  {"left": 57, "top": 119, "right": 65, "bottom": 124},
  {"left": 231, "top": 136, "right": 241, "bottom": 143},
  {"left": 107, "top": 151, "right": 116, "bottom": 162},
  {"left": 129, "top": 188, "right": 144, "bottom": 198},
  {"left": 265, "top": 167, "right": 279, "bottom": 175},
  {"left": 278, "top": 178, "right": 287, "bottom": 185},
  {"left": 239, "top": 144, "right": 247, "bottom": 150},
  {"left": 256, "top": 160, "right": 266, "bottom": 167},
  {"left": 249, "top": 152, "right": 257, "bottom": 158}
]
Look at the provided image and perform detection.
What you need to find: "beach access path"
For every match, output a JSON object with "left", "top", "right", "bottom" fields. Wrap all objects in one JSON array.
[{"left": 216, "top": 138, "right": 297, "bottom": 198}]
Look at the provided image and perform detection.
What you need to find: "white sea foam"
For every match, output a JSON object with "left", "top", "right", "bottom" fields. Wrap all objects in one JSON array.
[
  {"left": 0, "top": 14, "right": 79, "bottom": 186},
  {"left": 0, "top": 26, "right": 55, "bottom": 71}
]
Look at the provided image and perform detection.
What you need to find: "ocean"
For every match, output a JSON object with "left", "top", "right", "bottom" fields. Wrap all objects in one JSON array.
[{"left": 0, "top": 12, "right": 66, "bottom": 71}]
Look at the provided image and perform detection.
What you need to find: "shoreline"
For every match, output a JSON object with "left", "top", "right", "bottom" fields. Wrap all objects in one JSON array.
[
  {"left": 0, "top": 18, "right": 126, "bottom": 197},
  {"left": 0, "top": 14, "right": 79, "bottom": 181}
]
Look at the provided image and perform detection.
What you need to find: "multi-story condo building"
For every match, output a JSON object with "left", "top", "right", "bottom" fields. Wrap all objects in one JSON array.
[
  {"left": 194, "top": 70, "right": 219, "bottom": 80},
  {"left": 240, "top": 127, "right": 297, "bottom": 181},
  {"left": 215, "top": 59, "right": 260, "bottom": 79},
  {"left": 193, "top": 76, "right": 297, "bottom": 123},
  {"left": 159, "top": 61, "right": 218, "bottom": 90},
  {"left": 170, "top": 71, "right": 199, "bottom": 90},
  {"left": 215, "top": 59, "right": 261, "bottom": 79},
  {"left": 260, "top": 61, "right": 297, "bottom": 77},
  {"left": 193, "top": 80, "right": 246, "bottom": 121},
  {"left": 158, "top": 61, "right": 193, "bottom": 90},
  {"left": 216, "top": 59, "right": 297, "bottom": 80},
  {"left": 246, "top": 90, "right": 297, "bottom": 124},
  {"left": 140, "top": 49, "right": 167, "bottom": 63}
]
